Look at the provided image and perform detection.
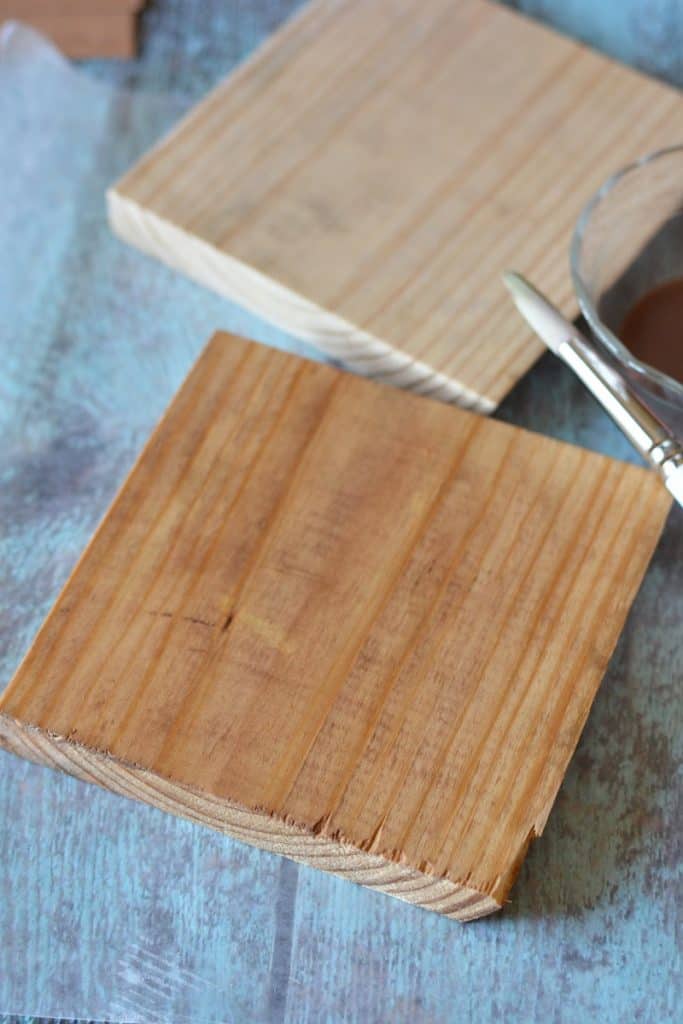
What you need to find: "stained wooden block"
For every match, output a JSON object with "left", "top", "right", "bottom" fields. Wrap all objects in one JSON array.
[
  {"left": 0, "top": 1, "right": 145, "bottom": 58},
  {"left": 0, "top": 334, "right": 671, "bottom": 920},
  {"left": 108, "top": 0, "right": 683, "bottom": 409}
]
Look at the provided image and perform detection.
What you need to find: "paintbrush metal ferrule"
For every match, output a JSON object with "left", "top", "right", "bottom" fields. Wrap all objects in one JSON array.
[{"left": 503, "top": 271, "right": 683, "bottom": 508}]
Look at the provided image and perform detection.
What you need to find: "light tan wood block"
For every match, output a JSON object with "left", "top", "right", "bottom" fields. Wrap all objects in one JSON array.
[
  {"left": 108, "top": 0, "right": 683, "bottom": 409},
  {"left": 0, "top": 334, "right": 671, "bottom": 919}
]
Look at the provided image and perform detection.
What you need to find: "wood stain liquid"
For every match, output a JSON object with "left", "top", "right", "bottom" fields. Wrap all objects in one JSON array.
[{"left": 619, "top": 278, "right": 683, "bottom": 382}]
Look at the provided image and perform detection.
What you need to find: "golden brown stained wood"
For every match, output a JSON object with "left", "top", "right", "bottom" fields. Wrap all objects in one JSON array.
[
  {"left": 108, "top": 0, "right": 683, "bottom": 410},
  {"left": 0, "top": 1, "right": 145, "bottom": 58},
  {"left": 0, "top": 334, "right": 671, "bottom": 920}
]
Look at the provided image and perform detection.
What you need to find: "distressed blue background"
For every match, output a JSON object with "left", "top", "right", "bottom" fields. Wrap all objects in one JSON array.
[
  {"left": 511, "top": 0, "right": 683, "bottom": 85},
  {"left": 1, "top": 1, "right": 681, "bottom": 1022}
]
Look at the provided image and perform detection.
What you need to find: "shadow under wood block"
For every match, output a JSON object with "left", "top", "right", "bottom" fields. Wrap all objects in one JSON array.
[
  {"left": 0, "top": 334, "right": 671, "bottom": 920},
  {"left": 506, "top": 504, "right": 682, "bottom": 921},
  {"left": 108, "top": 0, "right": 683, "bottom": 411}
]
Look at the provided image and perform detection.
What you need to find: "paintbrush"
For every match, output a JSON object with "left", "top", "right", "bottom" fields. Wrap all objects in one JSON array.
[{"left": 503, "top": 271, "right": 683, "bottom": 509}]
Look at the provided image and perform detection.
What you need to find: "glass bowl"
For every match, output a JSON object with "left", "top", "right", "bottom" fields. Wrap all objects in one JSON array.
[{"left": 571, "top": 145, "right": 683, "bottom": 434}]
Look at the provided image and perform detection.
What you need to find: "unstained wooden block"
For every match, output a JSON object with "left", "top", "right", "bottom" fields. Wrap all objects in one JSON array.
[
  {"left": 108, "top": 0, "right": 683, "bottom": 409},
  {"left": 0, "top": 334, "right": 671, "bottom": 919}
]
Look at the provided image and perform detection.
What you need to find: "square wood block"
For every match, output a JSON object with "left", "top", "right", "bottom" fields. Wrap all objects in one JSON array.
[
  {"left": 108, "top": 0, "right": 683, "bottom": 409},
  {"left": 0, "top": 335, "right": 670, "bottom": 919},
  {"left": 0, "top": 1, "right": 145, "bottom": 58}
]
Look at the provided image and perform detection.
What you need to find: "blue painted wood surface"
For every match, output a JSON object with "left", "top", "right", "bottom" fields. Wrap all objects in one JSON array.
[
  {"left": 508, "top": 0, "right": 683, "bottom": 86},
  {"left": 0, "top": 2, "right": 681, "bottom": 1021}
]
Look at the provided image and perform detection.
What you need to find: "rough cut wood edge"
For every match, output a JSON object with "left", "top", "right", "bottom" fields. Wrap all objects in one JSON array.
[
  {"left": 0, "top": 712, "right": 502, "bottom": 921},
  {"left": 106, "top": 191, "right": 495, "bottom": 413}
]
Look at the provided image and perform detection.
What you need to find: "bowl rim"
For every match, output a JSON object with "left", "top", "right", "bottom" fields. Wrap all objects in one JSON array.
[{"left": 570, "top": 143, "right": 683, "bottom": 400}]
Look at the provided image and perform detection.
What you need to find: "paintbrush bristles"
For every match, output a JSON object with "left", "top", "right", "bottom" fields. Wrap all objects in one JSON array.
[{"left": 502, "top": 272, "right": 574, "bottom": 354}]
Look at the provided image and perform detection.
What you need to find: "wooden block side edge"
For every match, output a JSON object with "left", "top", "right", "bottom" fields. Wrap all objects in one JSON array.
[
  {"left": 0, "top": 712, "right": 501, "bottom": 922},
  {"left": 106, "top": 191, "right": 500, "bottom": 412}
]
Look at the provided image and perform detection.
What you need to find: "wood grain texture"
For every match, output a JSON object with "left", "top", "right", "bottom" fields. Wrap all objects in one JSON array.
[
  {"left": 0, "top": 333, "right": 671, "bottom": 921},
  {"left": 2, "top": 2, "right": 682, "bottom": 1018},
  {"left": 108, "top": 0, "right": 683, "bottom": 410}
]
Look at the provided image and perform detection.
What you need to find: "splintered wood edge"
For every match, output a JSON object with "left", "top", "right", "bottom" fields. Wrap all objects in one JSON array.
[
  {"left": 106, "top": 190, "right": 497, "bottom": 413},
  {"left": 0, "top": 712, "right": 502, "bottom": 921}
]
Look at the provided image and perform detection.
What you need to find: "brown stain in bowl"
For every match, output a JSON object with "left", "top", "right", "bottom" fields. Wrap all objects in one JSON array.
[{"left": 620, "top": 278, "right": 683, "bottom": 382}]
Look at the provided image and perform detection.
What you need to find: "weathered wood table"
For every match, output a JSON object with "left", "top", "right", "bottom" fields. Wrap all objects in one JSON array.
[{"left": 0, "top": 1, "right": 680, "bottom": 1021}]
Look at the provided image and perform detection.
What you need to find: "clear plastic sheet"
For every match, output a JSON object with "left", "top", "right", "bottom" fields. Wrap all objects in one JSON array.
[{"left": 0, "top": 24, "right": 322, "bottom": 1022}]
